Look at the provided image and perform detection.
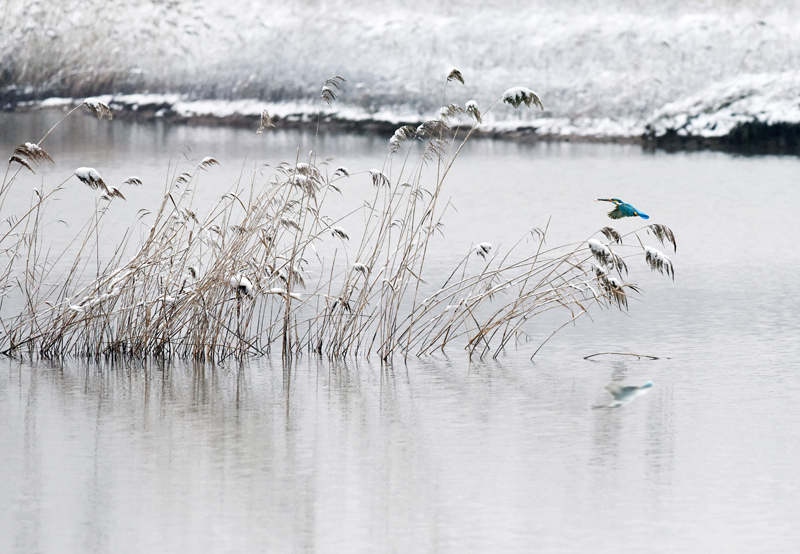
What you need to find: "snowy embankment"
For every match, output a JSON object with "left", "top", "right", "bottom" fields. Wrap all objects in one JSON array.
[
  {"left": 4, "top": 1, "right": 800, "bottom": 150},
  {"left": 646, "top": 72, "right": 800, "bottom": 149},
  {"left": 34, "top": 94, "right": 428, "bottom": 129},
  {"left": 30, "top": 75, "right": 800, "bottom": 150},
  {"left": 27, "top": 92, "right": 651, "bottom": 142}
]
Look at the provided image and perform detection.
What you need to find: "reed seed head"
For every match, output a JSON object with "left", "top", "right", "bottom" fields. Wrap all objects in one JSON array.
[
  {"left": 587, "top": 239, "right": 611, "bottom": 265},
  {"left": 416, "top": 119, "right": 449, "bottom": 139},
  {"left": 83, "top": 99, "right": 113, "bottom": 120},
  {"left": 280, "top": 217, "right": 301, "bottom": 232},
  {"left": 9, "top": 155, "right": 35, "bottom": 173},
  {"left": 230, "top": 274, "right": 254, "bottom": 297},
  {"left": 447, "top": 68, "right": 465, "bottom": 85},
  {"left": 600, "top": 276, "right": 628, "bottom": 309},
  {"left": 389, "top": 125, "right": 417, "bottom": 154},
  {"left": 369, "top": 169, "right": 390, "bottom": 187},
  {"left": 321, "top": 76, "right": 346, "bottom": 106},
  {"left": 199, "top": 157, "right": 220, "bottom": 170},
  {"left": 331, "top": 226, "right": 350, "bottom": 241},
  {"left": 438, "top": 104, "right": 464, "bottom": 121},
  {"left": 75, "top": 167, "right": 106, "bottom": 190},
  {"left": 104, "top": 186, "right": 126, "bottom": 201},
  {"left": 600, "top": 226, "right": 622, "bottom": 244},
  {"left": 475, "top": 242, "right": 492, "bottom": 259},
  {"left": 502, "top": 87, "right": 544, "bottom": 110},
  {"left": 593, "top": 263, "right": 608, "bottom": 277},
  {"left": 14, "top": 142, "right": 55, "bottom": 166},
  {"left": 353, "top": 263, "right": 370, "bottom": 275},
  {"left": 644, "top": 246, "right": 674, "bottom": 279},
  {"left": 647, "top": 224, "right": 677, "bottom": 252},
  {"left": 465, "top": 100, "right": 482, "bottom": 124},
  {"left": 257, "top": 109, "right": 275, "bottom": 133}
]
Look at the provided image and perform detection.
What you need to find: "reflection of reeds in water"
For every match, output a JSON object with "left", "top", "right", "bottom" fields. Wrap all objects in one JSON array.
[{"left": 0, "top": 76, "right": 676, "bottom": 362}]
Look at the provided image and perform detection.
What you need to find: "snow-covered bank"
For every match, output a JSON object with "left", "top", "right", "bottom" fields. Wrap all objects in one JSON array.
[
  {"left": 27, "top": 93, "right": 639, "bottom": 134},
  {"left": 4, "top": 0, "right": 800, "bottom": 151},
  {"left": 16, "top": 93, "right": 649, "bottom": 143},
  {"left": 645, "top": 71, "right": 800, "bottom": 151},
  {"left": 23, "top": 94, "right": 443, "bottom": 134}
]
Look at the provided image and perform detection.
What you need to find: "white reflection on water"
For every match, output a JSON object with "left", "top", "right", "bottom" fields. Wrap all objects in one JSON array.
[
  {"left": 1, "top": 112, "right": 800, "bottom": 553},
  {"left": 2, "top": 350, "right": 799, "bottom": 553}
]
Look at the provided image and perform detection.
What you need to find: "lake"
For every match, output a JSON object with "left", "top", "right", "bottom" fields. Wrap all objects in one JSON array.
[{"left": 1, "top": 109, "right": 799, "bottom": 553}]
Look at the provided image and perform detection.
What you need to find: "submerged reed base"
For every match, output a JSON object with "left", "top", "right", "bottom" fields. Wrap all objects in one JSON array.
[{"left": 0, "top": 75, "right": 676, "bottom": 363}]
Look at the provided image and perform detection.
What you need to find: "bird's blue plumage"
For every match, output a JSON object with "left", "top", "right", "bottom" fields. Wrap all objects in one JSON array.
[{"left": 596, "top": 198, "right": 649, "bottom": 220}]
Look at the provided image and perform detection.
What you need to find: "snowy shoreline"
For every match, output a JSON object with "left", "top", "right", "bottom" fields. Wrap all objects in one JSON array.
[
  {"left": 5, "top": 0, "right": 800, "bottom": 154},
  {"left": 20, "top": 94, "right": 644, "bottom": 140},
  {"left": 14, "top": 79, "right": 800, "bottom": 154}
]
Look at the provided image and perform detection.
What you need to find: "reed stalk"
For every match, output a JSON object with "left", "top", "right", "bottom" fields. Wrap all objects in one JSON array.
[{"left": 0, "top": 77, "right": 676, "bottom": 362}]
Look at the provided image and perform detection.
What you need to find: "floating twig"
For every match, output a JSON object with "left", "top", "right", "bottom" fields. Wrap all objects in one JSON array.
[{"left": 584, "top": 352, "right": 660, "bottom": 360}]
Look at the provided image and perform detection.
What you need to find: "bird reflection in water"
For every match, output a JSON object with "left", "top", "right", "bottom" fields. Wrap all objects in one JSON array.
[{"left": 595, "top": 381, "right": 654, "bottom": 409}]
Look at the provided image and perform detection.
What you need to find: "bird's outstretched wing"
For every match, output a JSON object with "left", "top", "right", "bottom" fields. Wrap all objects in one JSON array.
[
  {"left": 605, "top": 383, "right": 624, "bottom": 397},
  {"left": 607, "top": 207, "right": 624, "bottom": 219}
]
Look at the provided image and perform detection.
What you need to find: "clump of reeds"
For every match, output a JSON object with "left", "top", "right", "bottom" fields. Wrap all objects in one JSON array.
[{"left": 0, "top": 73, "right": 676, "bottom": 363}]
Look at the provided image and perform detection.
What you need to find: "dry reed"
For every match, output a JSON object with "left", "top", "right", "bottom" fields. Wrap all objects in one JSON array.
[{"left": 0, "top": 73, "right": 676, "bottom": 363}]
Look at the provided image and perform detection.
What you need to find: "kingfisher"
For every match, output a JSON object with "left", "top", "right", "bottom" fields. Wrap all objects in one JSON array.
[{"left": 595, "top": 198, "right": 649, "bottom": 220}]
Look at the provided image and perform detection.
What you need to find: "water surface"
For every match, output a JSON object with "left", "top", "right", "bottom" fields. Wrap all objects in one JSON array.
[{"left": 1, "top": 111, "right": 799, "bottom": 553}]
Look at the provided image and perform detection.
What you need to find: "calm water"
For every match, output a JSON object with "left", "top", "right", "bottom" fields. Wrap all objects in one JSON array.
[{"left": 1, "top": 110, "right": 800, "bottom": 553}]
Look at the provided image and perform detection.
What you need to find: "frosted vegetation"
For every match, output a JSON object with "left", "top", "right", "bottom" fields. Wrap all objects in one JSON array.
[
  {"left": 3, "top": 0, "right": 800, "bottom": 139},
  {"left": 0, "top": 88, "right": 678, "bottom": 361}
]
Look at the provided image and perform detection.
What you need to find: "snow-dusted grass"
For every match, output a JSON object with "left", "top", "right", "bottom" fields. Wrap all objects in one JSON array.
[{"left": 3, "top": 1, "right": 800, "bottom": 141}]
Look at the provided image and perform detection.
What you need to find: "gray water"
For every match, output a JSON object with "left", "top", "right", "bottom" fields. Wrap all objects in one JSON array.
[{"left": 1, "top": 110, "right": 800, "bottom": 553}]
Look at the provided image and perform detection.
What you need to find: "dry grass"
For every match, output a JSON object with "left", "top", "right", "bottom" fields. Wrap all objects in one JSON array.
[{"left": 0, "top": 73, "right": 676, "bottom": 363}]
